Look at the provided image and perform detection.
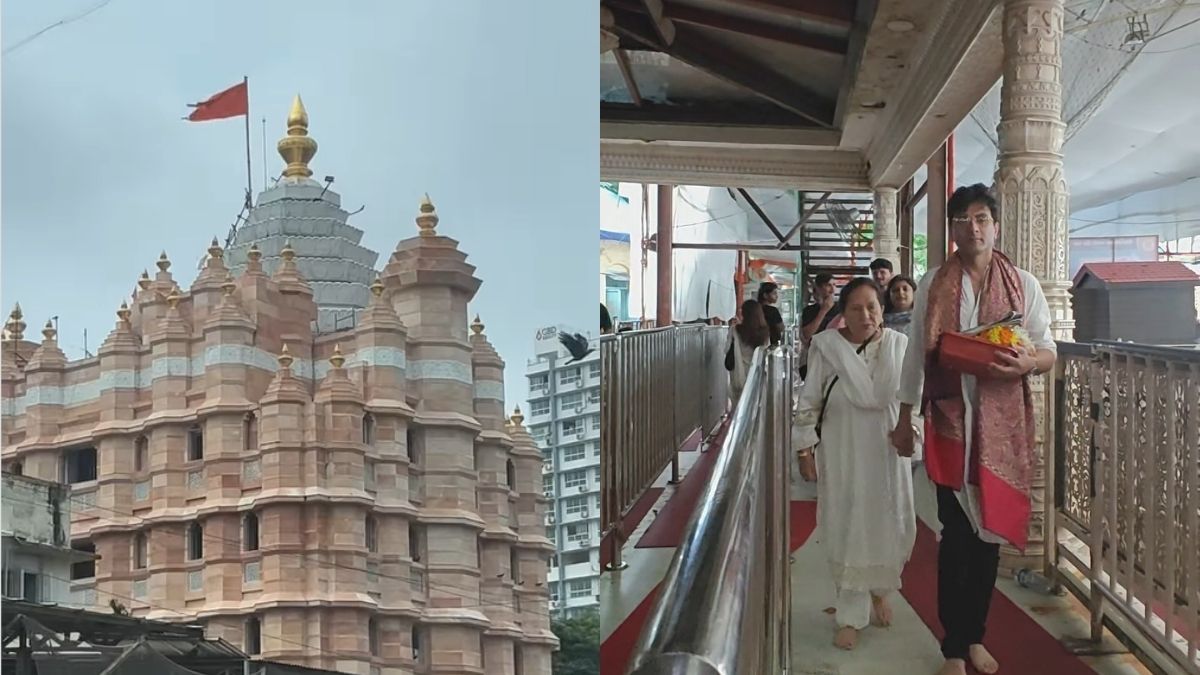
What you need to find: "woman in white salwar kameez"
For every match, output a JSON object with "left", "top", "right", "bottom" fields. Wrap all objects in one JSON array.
[{"left": 794, "top": 278, "right": 917, "bottom": 650}]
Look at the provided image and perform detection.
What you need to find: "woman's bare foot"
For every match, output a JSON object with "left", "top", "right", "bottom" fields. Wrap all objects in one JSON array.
[
  {"left": 833, "top": 625, "right": 858, "bottom": 650},
  {"left": 870, "top": 593, "right": 893, "bottom": 627},
  {"left": 934, "top": 658, "right": 967, "bottom": 675},
  {"left": 969, "top": 644, "right": 999, "bottom": 674}
]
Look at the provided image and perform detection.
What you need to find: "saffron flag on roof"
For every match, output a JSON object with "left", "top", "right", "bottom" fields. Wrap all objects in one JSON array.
[{"left": 186, "top": 80, "right": 248, "bottom": 122}]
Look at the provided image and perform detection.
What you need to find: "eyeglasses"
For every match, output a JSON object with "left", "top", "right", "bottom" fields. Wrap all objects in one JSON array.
[{"left": 951, "top": 214, "right": 994, "bottom": 227}]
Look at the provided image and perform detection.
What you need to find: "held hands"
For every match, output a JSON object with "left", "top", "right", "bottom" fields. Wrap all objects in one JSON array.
[{"left": 891, "top": 422, "right": 916, "bottom": 458}]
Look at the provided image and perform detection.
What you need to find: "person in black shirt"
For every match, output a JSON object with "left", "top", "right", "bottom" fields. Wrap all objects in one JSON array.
[
  {"left": 757, "top": 282, "right": 785, "bottom": 345},
  {"left": 801, "top": 273, "right": 840, "bottom": 342}
]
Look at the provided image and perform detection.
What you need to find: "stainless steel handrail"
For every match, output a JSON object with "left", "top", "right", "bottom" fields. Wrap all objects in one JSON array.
[{"left": 627, "top": 345, "right": 793, "bottom": 675}]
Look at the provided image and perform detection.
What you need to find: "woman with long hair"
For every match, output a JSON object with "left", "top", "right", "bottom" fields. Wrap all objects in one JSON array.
[
  {"left": 726, "top": 299, "right": 770, "bottom": 405},
  {"left": 793, "top": 277, "right": 917, "bottom": 651},
  {"left": 757, "top": 282, "right": 785, "bottom": 346},
  {"left": 883, "top": 275, "right": 917, "bottom": 336}
]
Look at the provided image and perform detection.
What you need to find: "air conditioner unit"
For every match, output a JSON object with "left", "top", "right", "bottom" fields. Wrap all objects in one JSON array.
[
  {"left": 580, "top": 507, "right": 590, "bottom": 517},
  {"left": 576, "top": 485, "right": 586, "bottom": 493},
  {"left": 574, "top": 404, "right": 584, "bottom": 413},
  {"left": 547, "top": 513, "right": 556, "bottom": 524}
]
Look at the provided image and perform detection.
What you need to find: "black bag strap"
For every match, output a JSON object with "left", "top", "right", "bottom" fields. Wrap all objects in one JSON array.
[{"left": 814, "top": 333, "right": 874, "bottom": 440}]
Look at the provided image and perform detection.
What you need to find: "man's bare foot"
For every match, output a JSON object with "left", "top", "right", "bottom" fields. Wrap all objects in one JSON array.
[
  {"left": 934, "top": 658, "right": 967, "bottom": 675},
  {"left": 969, "top": 644, "right": 999, "bottom": 674},
  {"left": 833, "top": 625, "right": 858, "bottom": 650},
  {"left": 870, "top": 593, "right": 893, "bottom": 627}
]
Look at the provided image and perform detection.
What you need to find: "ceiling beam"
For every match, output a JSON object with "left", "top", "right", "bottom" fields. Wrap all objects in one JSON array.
[
  {"left": 609, "top": 8, "right": 836, "bottom": 127},
  {"left": 639, "top": 0, "right": 676, "bottom": 46},
  {"left": 735, "top": 188, "right": 788, "bottom": 243},
  {"left": 833, "top": 0, "right": 878, "bottom": 126},
  {"left": 718, "top": 0, "right": 855, "bottom": 27},
  {"left": 608, "top": 0, "right": 848, "bottom": 54}
]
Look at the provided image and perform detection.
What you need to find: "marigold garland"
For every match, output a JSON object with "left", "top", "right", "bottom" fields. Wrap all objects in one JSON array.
[{"left": 978, "top": 325, "right": 1031, "bottom": 349}]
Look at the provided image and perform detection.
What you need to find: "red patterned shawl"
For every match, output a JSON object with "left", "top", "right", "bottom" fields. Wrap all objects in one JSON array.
[{"left": 922, "top": 251, "right": 1036, "bottom": 550}]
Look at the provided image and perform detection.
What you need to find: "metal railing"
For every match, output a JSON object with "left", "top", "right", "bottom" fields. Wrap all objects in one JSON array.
[
  {"left": 600, "top": 325, "right": 728, "bottom": 571},
  {"left": 1052, "top": 340, "right": 1200, "bottom": 674},
  {"left": 626, "top": 345, "right": 792, "bottom": 675}
]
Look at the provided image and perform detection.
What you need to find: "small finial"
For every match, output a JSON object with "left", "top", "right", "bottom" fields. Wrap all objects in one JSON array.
[
  {"left": 511, "top": 405, "right": 524, "bottom": 425},
  {"left": 416, "top": 194, "right": 439, "bottom": 237},
  {"left": 281, "top": 241, "right": 296, "bottom": 262},
  {"left": 157, "top": 252, "right": 171, "bottom": 272},
  {"left": 278, "top": 344, "right": 294, "bottom": 369},
  {"left": 330, "top": 343, "right": 345, "bottom": 369},
  {"left": 138, "top": 270, "right": 152, "bottom": 290},
  {"left": 117, "top": 301, "right": 132, "bottom": 323},
  {"left": 6, "top": 304, "right": 26, "bottom": 341},
  {"left": 10, "top": 304, "right": 23, "bottom": 321},
  {"left": 221, "top": 273, "right": 237, "bottom": 296},
  {"left": 208, "top": 237, "right": 223, "bottom": 260},
  {"left": 471, "top": 314, "right": 484, "bottom": 335},
  {"left": 247, "top": 243, "right": 262, "bottom": 262},
  {"left": 41, "top": 320, "right": 56, "bottom": 342},
  {"left": 166, "top": 284, "right": 182, "bottom": 309},
  {"left": 370, "top": 276, "right": 384, "bottom": 297}
]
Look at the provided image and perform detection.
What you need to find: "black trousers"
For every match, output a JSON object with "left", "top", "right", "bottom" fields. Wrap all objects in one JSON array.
[{"left": 936, "top": 485, "right": 1001, "bottom": 660}]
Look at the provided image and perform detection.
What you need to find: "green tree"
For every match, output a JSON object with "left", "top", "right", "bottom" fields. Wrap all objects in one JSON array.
[
  {"left": 552, "top": 609, "right": 600, "bottom": 675},
  {"left": 913, "top": 234, "right": 928, "bottom": 278}
]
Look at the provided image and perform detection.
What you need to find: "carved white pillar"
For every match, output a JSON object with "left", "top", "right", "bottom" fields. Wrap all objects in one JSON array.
[
  {"left": 994, "top": 0, "right": 1073, "bottom": 573},
  {"left": 872, "top": 188, "right": 901, "bottom": 269}
]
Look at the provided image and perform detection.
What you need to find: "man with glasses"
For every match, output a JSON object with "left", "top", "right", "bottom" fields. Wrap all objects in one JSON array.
[{"left": 891, "top": 184, "right": 1056, "bottom": 675}]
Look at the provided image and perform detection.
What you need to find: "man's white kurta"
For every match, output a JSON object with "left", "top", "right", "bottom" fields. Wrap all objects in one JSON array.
[
  {"left": 898, "top": 265, "right": 1056, "bottom": 544},
  {"left": 795, "top": 328, "right": 916, "bottom": 591}
]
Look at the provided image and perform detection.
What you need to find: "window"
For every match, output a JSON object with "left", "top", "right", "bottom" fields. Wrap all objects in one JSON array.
[
  {"left": 562, "top": 445, "right": 585, "bottom": 462},
  {"left": 368, "top": 618, "right": 380, "bottom": 656},
  {"left": 133, "top": 532, "right": 148, "bottom": 569},
  {"left": 566, "top": 523, "right": 589, "bottom": 543},
  {"left": 362, "top": 413, "right": 375, "bottom": 445},
  {"left": 529, "top": 374, "right": 548, "bottom": 392},
  {"left": 187, "top": 522, "right": 204, "bottom": 560},
  {"left": 568, "top": 578, "right": 592, "bottom": 598},
  {"left": 562, "top": 550, "right": 588, "bottom": 566},
  {"left": 510, "top": 548, "right": 520, "bottom": 581},
  {"left": 592, "top": 442, "right": 600, "bottom": 457},
  {"left": 243, "top": 513, "right": 259, "bottom": 552},
  {"left": 590, "top": 416, "right": 601, "bottom": 431},
  {"left": 9, "top": 461, "right": 22, "bottom": 476},
  {"left": 408, "top": 522, "right": 422, "bottom": 562},
  {"left": 558, "top": 368, "right": 580, "bottom": 386},
  {"left": 562, "top": 496, "right": 587, "bottom": 515},
  {"left": 134, "top": 436, "right": 148, "bottom": 472},
  {"left": 244, "top": 617, "right": 261, "bottom": 655},
  {"left": 63, "top": 447, "right": 97, "bottom": 484},
  {"left": 505, "top": 459, "right": 516, "bottom": 489},
  {"left": 529, "top": 399, "right": 550, "bottom": 416},
  {"left": 550, "top": 582, "right": 559, "bottom": 602},
  {"left": 411, "top": 624, "right": 423, "bottom": 663},
  {"left": 406, "top": 428, "right": 420, "bottom": 464},
  {"left": 545, "top": 526, "right": 556, "bottom": 543},
  {"left": 561, "top": 419, "right": 582, "bottom": 436},
  {"left": 562, "top": 470, "right": 587, "bottom": 489},
  {"left": 364, "top": 460, "right": 376, "bottom": 490},
  {"left": 589, "top": 363, "right": 601, "bottom": 379},
  {"left": 243, "top": 413, "right": 258, "bottom": 451},
  {"left": 71, "top": 541, "right": 96, "bottom": 580},
  {"left": 366, "top": 515, "right": 378, "bottom": 553},
  {"left": 2, "top": 571, "right": 42, "bottom": 602},
  {"left": 587, "top": 389, "right": 599, "bottom": 405},
  {"left": 187, "top": 425, "right": 204, "bottom": 461},
  {"left": 559, "top": 392, "right": 583, "bottom": 409},
  {"left": 542, "top": 474, "right": 553, "bottom": 495}
]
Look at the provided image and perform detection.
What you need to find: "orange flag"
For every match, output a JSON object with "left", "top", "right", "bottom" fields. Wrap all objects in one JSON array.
[{"left": 186, "top": 80, "right": 248, "bottom": 122}]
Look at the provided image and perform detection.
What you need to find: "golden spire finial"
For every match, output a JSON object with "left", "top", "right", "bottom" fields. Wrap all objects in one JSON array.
[
  {"left": 416, "top": 194, "right": 439, "bottom": 237},
  {"left": 330, "top": 343, "right": 345, "bottom": 369},
  {"left": 208, "top": 237, "right": 223, "bottom": 260},
  {"left": 166, "top": 284, "right": 183, "bottom": 309},
  {"left": 247, "top": 243, "right": 262, "bottom": 262},
  {"left": 511, "top": 405, "right": 524, "bottom": 426},
  {"left": 138, "top": 269, "right": 152, "bottom": 290},
  {"left": 281, "top": 241, "right": 296, "bottom": 262},
  {"left": 278, "top": 94, "right": 317, "bottom": 180},
  {"left": 42, "top": 320, "right": 56, "bottom": 342},
  {"left": 221, "top": 273, "right": 237, "bottom": 296},
  {"left": 278, "top": 343, "right": 294, "bottom": 369},
  {"left": 370, "top": 276, "right": 384, "bottom": 297},
  {"left": 117, "top": 301, "right": 132, "bottom": 324},
  {"left": 471, "top": 314, "right": 484, "bottom": 335}
]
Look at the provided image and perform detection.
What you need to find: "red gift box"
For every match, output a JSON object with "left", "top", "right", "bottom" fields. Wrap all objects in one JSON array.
[{"left": 936, "top": 332, "right": 1019, "bottom": 378}]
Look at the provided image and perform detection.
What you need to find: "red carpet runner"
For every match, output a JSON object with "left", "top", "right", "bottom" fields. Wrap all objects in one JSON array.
[
  {"left": 899, "top": 521, "right": 1096, "bottom": 674},
  {"left": 601, "top": 501, "right": 817, "bottom": 675},
  {"left": 635, "top": 424, "right": 730, "bottom": 548}
]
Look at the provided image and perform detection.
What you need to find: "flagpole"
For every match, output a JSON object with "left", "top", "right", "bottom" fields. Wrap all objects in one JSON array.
[{"left": 243, "top": 75, "right": 252, "bottom": 210}]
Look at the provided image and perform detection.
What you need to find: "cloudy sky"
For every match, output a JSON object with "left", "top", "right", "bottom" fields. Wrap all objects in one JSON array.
[{"left": 2, "top": 0, "right": 597, "bottom": 405}]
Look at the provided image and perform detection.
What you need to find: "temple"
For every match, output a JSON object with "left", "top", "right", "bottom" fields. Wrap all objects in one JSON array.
[{"left": 0, "top": 96, "right": 556, "bottom": 675}]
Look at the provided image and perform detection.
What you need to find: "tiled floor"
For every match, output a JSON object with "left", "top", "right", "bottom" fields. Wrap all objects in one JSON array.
[{"left": 600, "top": 434, "right": 1154, "bottom": 675}]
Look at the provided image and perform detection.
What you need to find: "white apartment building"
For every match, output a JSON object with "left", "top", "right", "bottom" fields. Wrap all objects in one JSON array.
[
  {"left": 525, "top": 326, "right": 601, "bottom": 617},
  {"left": 2, "top": 472, "right": 96, "bottom": 607}
]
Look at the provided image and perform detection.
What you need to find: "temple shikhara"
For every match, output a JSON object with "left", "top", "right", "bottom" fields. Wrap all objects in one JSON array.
[{"left": 0, "top": 96, "right": 556, "bottom": 675}]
